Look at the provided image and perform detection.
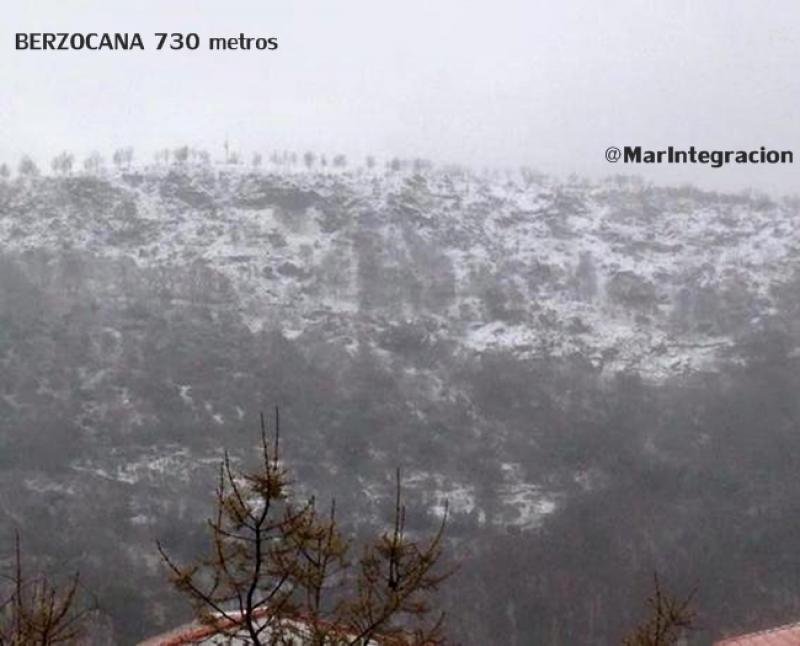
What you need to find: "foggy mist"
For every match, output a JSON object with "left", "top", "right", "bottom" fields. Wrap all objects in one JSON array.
[
  {"left": 3, "top": 2, "right": 800, "bottom": 645},
  {"left": 4, "top": 1, "right": 800, "bottom": 192}
]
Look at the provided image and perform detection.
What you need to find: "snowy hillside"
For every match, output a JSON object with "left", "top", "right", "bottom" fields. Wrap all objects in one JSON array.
[
  {"left": 1, "top": 165, "right": 796, "bottom": 381},
  {"left": 4, "top": 161, "right": 800, "bottom": 644}
]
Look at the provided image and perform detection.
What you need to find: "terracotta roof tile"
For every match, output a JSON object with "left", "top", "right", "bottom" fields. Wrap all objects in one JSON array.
[{"left": 715, "top": 621, "right": 800, "bottom": 645}]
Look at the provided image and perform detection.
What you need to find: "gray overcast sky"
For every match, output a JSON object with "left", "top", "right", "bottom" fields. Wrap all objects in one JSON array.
[{"left": 3, "top": 0, "right": 800, "bottom": 193}]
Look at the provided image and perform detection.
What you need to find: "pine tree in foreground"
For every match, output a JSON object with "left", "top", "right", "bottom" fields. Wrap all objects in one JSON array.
[
  {"left": 158, "top": 410, "right": 450, "bottom": 645},
  {"left": 0, "top": 532, "right": 95, "bottom": 646},
  {"left": 622, "top": 574, "right": 695, "bottom": 646}
]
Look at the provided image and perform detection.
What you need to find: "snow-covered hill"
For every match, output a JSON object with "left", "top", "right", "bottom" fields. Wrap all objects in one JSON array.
[
  {"left": 5, "top": 161, "right": 800, "bottom": 644},
  {"left": 2, "top": 165, "right": 796, "bottom": 381}
]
